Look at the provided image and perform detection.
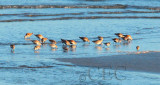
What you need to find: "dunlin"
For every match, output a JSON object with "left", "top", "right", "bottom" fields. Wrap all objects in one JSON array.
[
  {"left": 41, "top": 38, "right": 48, "bottom": 43},
  {"left": 24, "top": 33, "right": 33, "bottom": 38},
  {"left": 35, "top": 34, "right": 44, "bottom": 40},
  {"left": 34, "top": 45, "right": 41, "bottom": 50},
  {"left": 31, "top": 40, "right": 41, "bottom": 46},
  {"left": 92, "top": 36, "right": 103, "bottom": 45},
  {"left": 136, "top": 46, "right": 140, "bottom": 51},
  {"left": 61, "top": 39, "right": 70, "bottom": 45},
  {"left": 123, "top": 35, "right": 132, "bottom": 40},
  {"left": 98, "top": 36, "right": 103, "bottom": 40},
  {"left": 112, "top": 38, "right": 121, "bottom": 43},
  {"left": 122, "top": 36, "right": 129, "bottom": 41},
  {"left": 68, "top": 40, "right": 77, "bottom": 45},
  {"left": 92, "top": 39, "right": 103, "bottom": 45},
  {"left": 104, "top": 42, "right": 111, "bottom": 47},
  {"left": 50, "top": 44, "right": 58, "bottom": 49},
  {"left": 79, "top": 37, "right": 90, "bottom": 42},
  {"left": 115, "top": 33, "right": 124, "bottom": 38},
  {"left": 10, "top": 44, "right": 15, "bottom": 50},
  {"left": 49, "top": 40, "right": 57, "bottom": 44}
]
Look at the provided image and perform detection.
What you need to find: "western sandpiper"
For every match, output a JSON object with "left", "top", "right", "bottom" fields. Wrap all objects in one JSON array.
[{"left": 24, "top": 33, "right": 33, "bottom": 38}]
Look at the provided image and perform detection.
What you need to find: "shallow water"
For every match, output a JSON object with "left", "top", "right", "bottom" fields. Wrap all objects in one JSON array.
[{"left": 0, "top": 0, "right": 160, "bottom": 85}]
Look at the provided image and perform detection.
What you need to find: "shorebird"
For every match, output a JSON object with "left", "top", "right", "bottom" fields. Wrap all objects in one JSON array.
[
  {"left": 122, "top": 36, "right": 129, "bottom": 41},
  {"left": 50, "top": 44, "right": 58, "bottom": 49},
  {"left": 123, "top": 35, "right": 132, "bottom": 40},
  {"left": 79, "top": 37, "right": 90, "bottom": 43},
  {"left": 92, "top": 39, "right": 103, "bottom": 45},
  {"left": 31, "top": 40, "right": 41, "bottom": 46},
  {"left": 62, "top": 46, "right": 69, "bottom": 52},
  {"left": 24, "top": 33, "right": 33, "bottom": 38},
  {"left": 115, "top": 33, "right": 124, "bottom": 38},
  {"left": 35, "top": 34, "right": 44, "bottom": 40},
  {"left": 92, "top": 36, "right": 103, "bottom": 45},
  {"left": 104, "top": 42, "right": 111, "bottom": 47},
  {"left": 41, "top": 38, "right": 48, "bottom": 43},
  {"left": 61, "top": 39, "right": 70, "bottom": 45},
  {"left": 68, "top": 40, "right": 77, "bottom": 45},
  {"left": 10, "top": 44, "right": 15, "bottom": 51},
  {"left": 49, "top": 40, "right": 57, "bottom": 44},
  {"left": 112, "top": 38, "right": 121, "bottom": 43},
  {"left": 136, "top": 46, "right": 140, "bottom": 51},
  {"left": 98, "top": 36, "right": 103, "bottom": 40},
  {"left": 34, "top": 45, "right": 41, "bottom": 50}
]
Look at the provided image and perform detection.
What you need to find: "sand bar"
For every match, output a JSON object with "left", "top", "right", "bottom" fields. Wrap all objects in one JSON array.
[{"left": 56, "top": 51, "right": 160, "bottom": 73}]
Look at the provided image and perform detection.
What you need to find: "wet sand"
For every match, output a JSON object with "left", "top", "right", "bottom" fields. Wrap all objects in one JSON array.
[{"left": 56, "top": 51, "right": 160, "bottom": 73}]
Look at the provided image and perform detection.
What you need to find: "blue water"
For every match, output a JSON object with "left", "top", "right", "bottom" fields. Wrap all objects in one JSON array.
[{"left": 0, "top": 0, "right": 160, "bottom": 85}]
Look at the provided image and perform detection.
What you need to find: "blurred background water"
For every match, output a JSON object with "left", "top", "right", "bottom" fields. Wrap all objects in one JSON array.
[{"left": 0, "top": 0, "right": 160, "bottom": 85}]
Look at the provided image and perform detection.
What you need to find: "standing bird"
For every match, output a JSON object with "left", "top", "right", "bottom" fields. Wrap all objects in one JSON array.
[
  {"left": 50, "top": 44, "right": 58, "bottom": 49},
  {"left": 34, "top": 45, "right": 41, "bottom": 50},
  {"left": 10, "top": 44, "right": 15, "bottom": 51},
  {"left": 68, "top": 40, "right": 77, "bottom": 45},
  {"left": 61, "top": 39, "right": 70, "bottom": 46},
  {"left": 41, "top": 38, "right": 48, "bottom": 43},
  {"left": 79, "top": 37, "right": 90, "bottom": 43},
  {"left": 24, "top": 33, "right": 33, "bottom": 39},
  {"left": 49, "top": 40, "right": 57, "bottom": 44},
  {"left": 104, "top": 42, "right": 111, "bottom": 47},
  {"left": 122, "top": 36, "right": 129, "bottom": 41},
  {"left": 35, "top": 34, "right": 44, "bottom": 40},
  {"left": 98, "top": 36, "right": 103, "bottom": 41},
  {"left": 115, "top": 33, "right": 124, "bottom": 38},
  {"left": 92, "top": 36, "right": 103, "bottom": 45},
  {"left": 136, "top": 46, "right": 140, "bottom": 51},
  {"left": 31, "top": 40, "right": 41, "bottom": 46},
  {"left": 112, "top": 38, "right": 121, "bottom": 43},
  {"left": 123, "top": 35, "right": 132, "bottom": 40}
]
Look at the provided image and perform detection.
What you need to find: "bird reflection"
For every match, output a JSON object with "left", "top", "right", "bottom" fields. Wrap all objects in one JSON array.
[
  {"left": 24, "top": 38, "right": 31, "bottom": 41},
  {"left": 113, "top": 44, "right": 121, "bottom": 48},
  {"left": 106, "top": 48, "right": 110, "bottom": 51},
  {"left": 11, "top": 50, "right": 15, "bottom": 53},
  {"left": 70, "top": 45, "right": 76, "bottom": 52},
  {"left": 95, "top": 46, "right": 102, "bottom": 51},
  {"left": 34, "top": 51, "right": 40, "bottom": 54},
  {"left": 51, "top": 48, "right": 57, "bottom": 51},
  {"left": 82, "top": 43, "right": 90, "bottom": 48},
  {"left": 62, "top": 46, "right": 69, "bottom": 52},
  {"left": 122, "top": 41, "right": 131, "bottom": 46},
  {"left": 42, "top": 43, "right": 47, "bottom": 47}
]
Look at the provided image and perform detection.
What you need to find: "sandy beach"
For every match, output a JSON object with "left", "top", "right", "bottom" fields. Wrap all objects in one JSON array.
[{"left": 56, "top": 51, "right": 160, "bottom": 73}]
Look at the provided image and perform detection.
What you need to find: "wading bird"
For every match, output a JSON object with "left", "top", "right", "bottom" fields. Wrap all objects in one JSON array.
[
  {"left": 115, "top": 33, "right": 124, "bottom": 38},
  {"left": 34, "top": 45, "right": 41, "bottom": 50},
  {"left": 61, "top": 39, "right": 70, "bottom": 46},
  {"left": 92, "top": 36, "right": 103, "bottom": 45},
  {"left": 50, "top": 44, "right": 58, "bottom": 49},
  {"left": 49, "top": 40, "right": 57, "bottom": 44},
  {"left": 41, "top": 38, "right": 48, "bottom": 43},
  {"left": 35, "top": 34, "right": 44, "bottom": 40},
  {"left": 104, "top": 42, "right": 111, "bottom": 47},
  {"left": 10, "top": 44, "right": 15, "bottom": 51},
  {"left": 136, "top": 46, "right": 140, "bottom": 51},
  {"left": 24, "top": 33, "right": 33, "bottom": 38},
  {"left": 112, "top": 38, "right": 121, "bottom": 43},
  {"left": 31, "top": 40, "right": 41, "bottom": 46},
  {"left": 68, "top": 40, "right": 77, "bottom": 45},
  {"left": 79, "top": 37, "right": 90, "bottom": 43}
]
